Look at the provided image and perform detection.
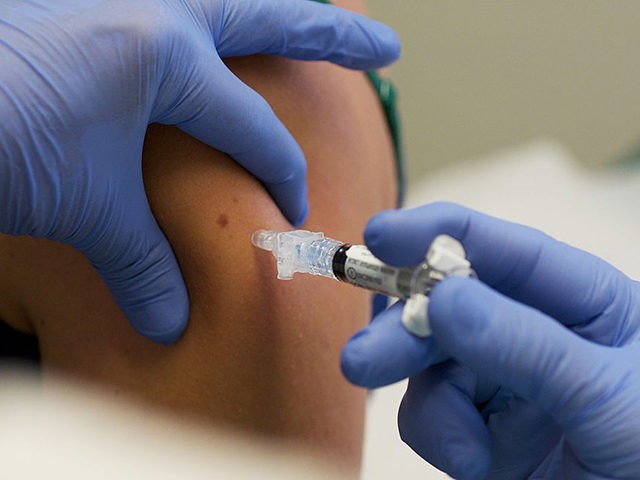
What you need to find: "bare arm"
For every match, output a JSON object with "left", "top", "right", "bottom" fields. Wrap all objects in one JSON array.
[{"left": 0, "top": 1, "right": 397, "bottom": 472}]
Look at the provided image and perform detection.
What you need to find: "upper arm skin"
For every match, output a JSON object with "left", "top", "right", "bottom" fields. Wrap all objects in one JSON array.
[{"left": 0, "top": 1, "right": 396, "bottom": 472}]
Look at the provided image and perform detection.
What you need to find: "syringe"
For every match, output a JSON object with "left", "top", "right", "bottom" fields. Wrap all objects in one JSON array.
[{"left": 251, "top": 229, "right": 474, "bottom": 337}]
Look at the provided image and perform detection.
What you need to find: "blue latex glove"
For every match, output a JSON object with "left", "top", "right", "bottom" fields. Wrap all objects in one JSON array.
[
  {"left": 342, "top": 202, "right": 640, "bottom": 479},
  {"left": 0, "top": 0, "right": 400, "bottom": 344}
]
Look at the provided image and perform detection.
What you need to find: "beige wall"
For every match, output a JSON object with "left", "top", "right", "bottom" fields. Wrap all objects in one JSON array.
[{"left": 366, "top": 1, "right": 640, "bottom": 182}]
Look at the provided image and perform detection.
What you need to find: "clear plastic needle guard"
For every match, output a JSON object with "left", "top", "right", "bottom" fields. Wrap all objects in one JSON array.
[{"left": 251, "top": 229, "right": 474, "bottom": 337}]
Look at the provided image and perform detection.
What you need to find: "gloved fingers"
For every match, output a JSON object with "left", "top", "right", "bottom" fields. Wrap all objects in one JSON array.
[
  {"left": 364, "top": 202, "right": 633, "bottom": 328},
  {"left": 428, "top": 276, "right": 612, "bottom": 429},
  {"left": 560, "top": 443, "right": 619, "bottom": 480},
  {"left": 398, "top": 362, "right": 492, "bottom": 480},
  {"left": 79, "top": 182, "right": 189, "bottom": 345},
  {"left": 207, "top": 0, "right": 400, "bottom": 69},
  {"left": 483, "top": 396, "right": 563, "bottom": 479},
  {"left": 371, "top": 293, "right": 390, "bottom": 319},
  {"left": 340, "top": 302, "right": 446, "bottom": 388},
  {"left": 526, "top": 440, "right": 610, "bottom": 479},
  {"left": 162, "top": 51, "right": 308, "bottom": 226}
]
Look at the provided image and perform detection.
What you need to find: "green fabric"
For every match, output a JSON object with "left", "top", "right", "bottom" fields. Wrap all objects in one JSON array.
[
  {"left": 365, "top": 70, "right": 404, "bottom": 205},
  {"left": 309, "top": 0, "right": 405, "bottom": 205}
]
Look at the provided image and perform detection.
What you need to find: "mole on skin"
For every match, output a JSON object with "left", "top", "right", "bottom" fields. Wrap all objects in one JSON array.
[{"left": 216, "top": 214, "right": 229, "bottom": 228}]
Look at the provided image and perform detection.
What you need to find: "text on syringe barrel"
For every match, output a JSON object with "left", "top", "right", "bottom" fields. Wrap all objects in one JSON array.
[{"left": 332, "top": 244, "right": 436, "bottom": 298}]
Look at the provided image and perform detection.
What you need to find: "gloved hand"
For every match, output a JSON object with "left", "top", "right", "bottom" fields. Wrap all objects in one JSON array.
[
  {"left": 342, "top": 202, "right": 640, "bottom": 479},
  {"left": 0, "top": 0, "right": 400, "bottom": 344}
]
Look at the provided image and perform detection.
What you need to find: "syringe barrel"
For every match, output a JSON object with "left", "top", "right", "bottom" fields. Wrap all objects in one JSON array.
[
  {"left": 253, "top": 229, "right": 462, "bottom": 297},
  {"left": 330, "top": 244, "right": 412, "bottom": 298},
  {"left": 252, "top": 229, "right": 473, "bottom": 338}
]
